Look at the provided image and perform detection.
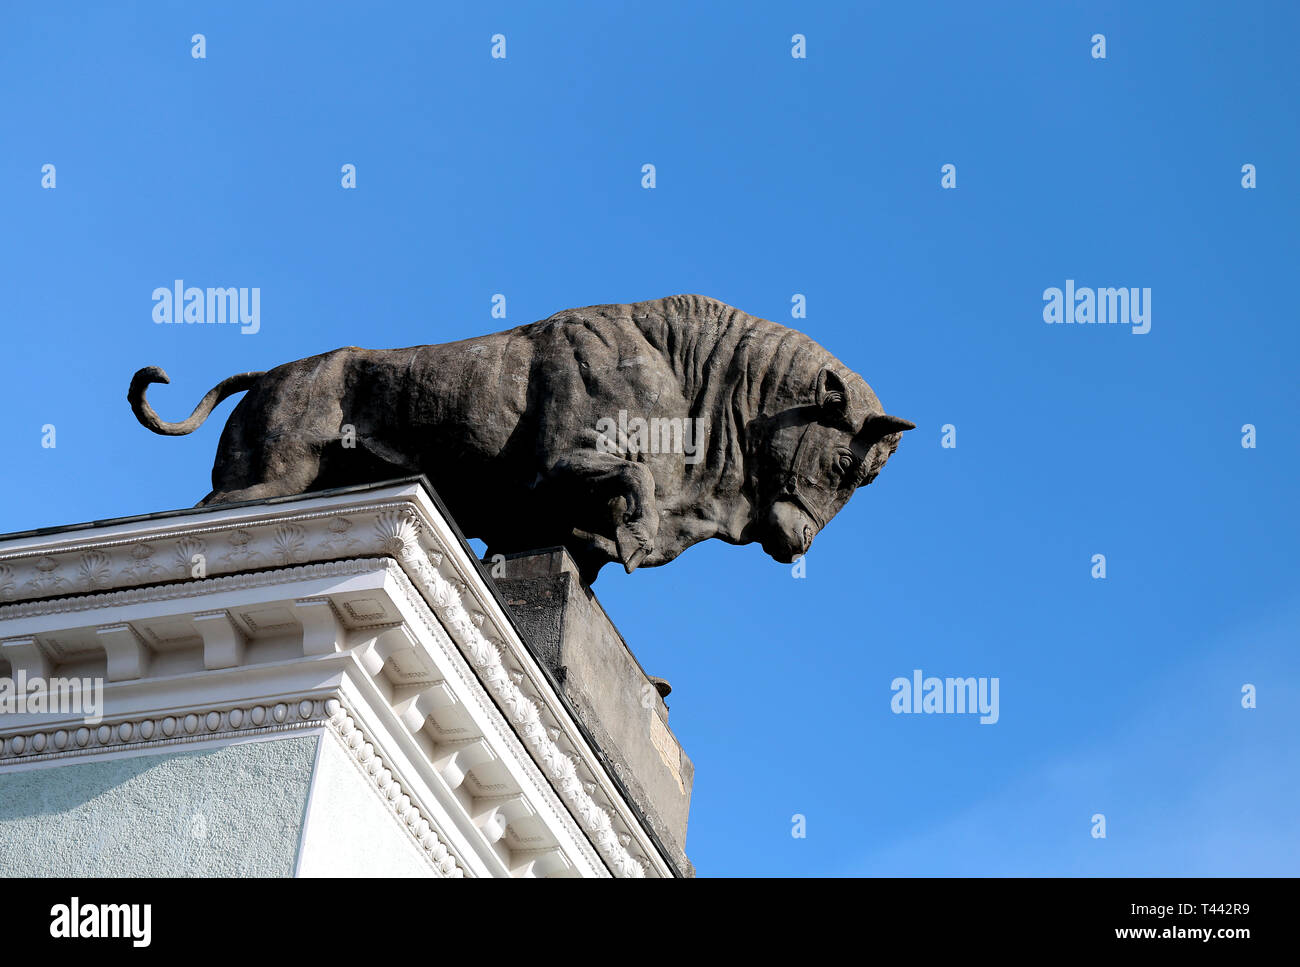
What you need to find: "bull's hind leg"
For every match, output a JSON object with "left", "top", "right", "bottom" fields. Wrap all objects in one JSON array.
[
  {"left": 200, "top": 437, "right": 327, "bottom": 506},
  {"left": 197, "top": 352, "right": 350, "bottom": 506},
  {"left": 199, "top": 479, "right": 315, "bottom": 506}
]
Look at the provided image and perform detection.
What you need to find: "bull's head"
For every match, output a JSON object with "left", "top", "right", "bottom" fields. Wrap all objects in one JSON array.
[{"left": 746, "top": 367, "right": 914, "bottom": 562}]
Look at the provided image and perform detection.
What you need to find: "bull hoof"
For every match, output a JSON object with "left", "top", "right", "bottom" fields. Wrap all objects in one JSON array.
[
  {"left": 615, "top": 521, "right": 653, "bottom": 573},
  {"left": 622, "top": 544, "right": 651, "bottom": 573}
]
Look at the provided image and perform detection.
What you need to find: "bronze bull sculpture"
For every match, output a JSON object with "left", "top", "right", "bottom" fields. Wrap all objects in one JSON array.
[{"left": 129, "top": 295, "right": 913, "bottom": 583}]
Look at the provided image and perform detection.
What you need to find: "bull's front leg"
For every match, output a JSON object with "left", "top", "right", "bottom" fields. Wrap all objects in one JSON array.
[{"left": 545, "top": 450, "right": 660, "bottom": 573}]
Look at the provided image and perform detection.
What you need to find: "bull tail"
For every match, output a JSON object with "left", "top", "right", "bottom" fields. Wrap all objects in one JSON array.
[{"left": 129, "top": 365, "right": 265, "bottom": 436}]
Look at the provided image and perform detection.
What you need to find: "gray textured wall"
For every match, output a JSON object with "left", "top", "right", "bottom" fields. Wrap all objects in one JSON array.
[{"left": 0, "top": 736, "right": 319, "bottom": 877}]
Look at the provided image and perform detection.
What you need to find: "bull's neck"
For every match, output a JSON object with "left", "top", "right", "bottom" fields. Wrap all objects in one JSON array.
[
  {"left": 631, "top": 295, "right": 826, "bottom": 419},
  {"left": 630, "top": 296, "right": 833, "bottom": 537}
]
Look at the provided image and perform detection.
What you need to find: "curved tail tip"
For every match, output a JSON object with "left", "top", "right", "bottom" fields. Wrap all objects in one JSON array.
[{"left": 134, "top": 365, "right": 170, "bottom": 385}]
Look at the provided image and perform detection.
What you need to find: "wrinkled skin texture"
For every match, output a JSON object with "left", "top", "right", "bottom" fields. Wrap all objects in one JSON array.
[{"left": 130, "top": 295, "right": 913, "bottom": 583}]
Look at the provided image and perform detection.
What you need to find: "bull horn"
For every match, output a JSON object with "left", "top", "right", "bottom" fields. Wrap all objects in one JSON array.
[{"left": 867, "top": 414, "right": 916, "bottom": 433}]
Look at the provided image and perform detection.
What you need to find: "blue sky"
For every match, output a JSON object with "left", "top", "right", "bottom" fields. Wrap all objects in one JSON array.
[{"left": 1, "top": 1, "right": 1296, "bottom": 875}]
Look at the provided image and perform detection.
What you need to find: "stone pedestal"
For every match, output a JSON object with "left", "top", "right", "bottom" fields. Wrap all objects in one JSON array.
[
  {"left": 489, "top": 548, "right": 693, "bottom": 873},
  {"left": 0, "top": 480, "right": 686, "bottom": 877}
]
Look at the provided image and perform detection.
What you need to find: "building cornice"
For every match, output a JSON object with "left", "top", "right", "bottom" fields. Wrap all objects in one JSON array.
[{"left": 0, "top": 482, "right": 674, "bottom": 877}]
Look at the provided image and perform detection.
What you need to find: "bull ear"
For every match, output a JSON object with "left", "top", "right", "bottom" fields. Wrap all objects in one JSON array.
[
  {"left": 815, "top": 368, "right": 851, "bottom": 423},
  {"left": 862, "top": 413, "right": 916, "bottom": 437}
]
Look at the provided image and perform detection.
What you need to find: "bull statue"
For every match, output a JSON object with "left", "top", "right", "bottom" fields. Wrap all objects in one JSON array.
[{"left": 129, "top": 295, "right": 913, "bottom": 584}]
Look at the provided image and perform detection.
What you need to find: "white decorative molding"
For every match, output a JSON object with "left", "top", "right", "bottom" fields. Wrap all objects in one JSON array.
[
  {"left": 323, "top": 698, "right": 465, "bottom": 877},
  {"left": 0, "top": 635, "right": 50, "bottom": 678},
  {"left": 96, "top": 623, "right": 150, "bottom": 681},
  {"left": 0, "top": 694, "right": 328, "bottom": 764},
  {"left": 193, "top": 610, "right": 246, "bottom": 669},
  {"left": 391, "top": 552, "right": 648, "bottom": 877},
  {"left": 0, "top": 559, "right": 386, "bottom": 621}
]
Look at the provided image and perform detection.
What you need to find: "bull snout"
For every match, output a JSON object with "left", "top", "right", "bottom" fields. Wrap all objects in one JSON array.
[{"left": 760, "top": 499, "right": 816, "bottom": 563}]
